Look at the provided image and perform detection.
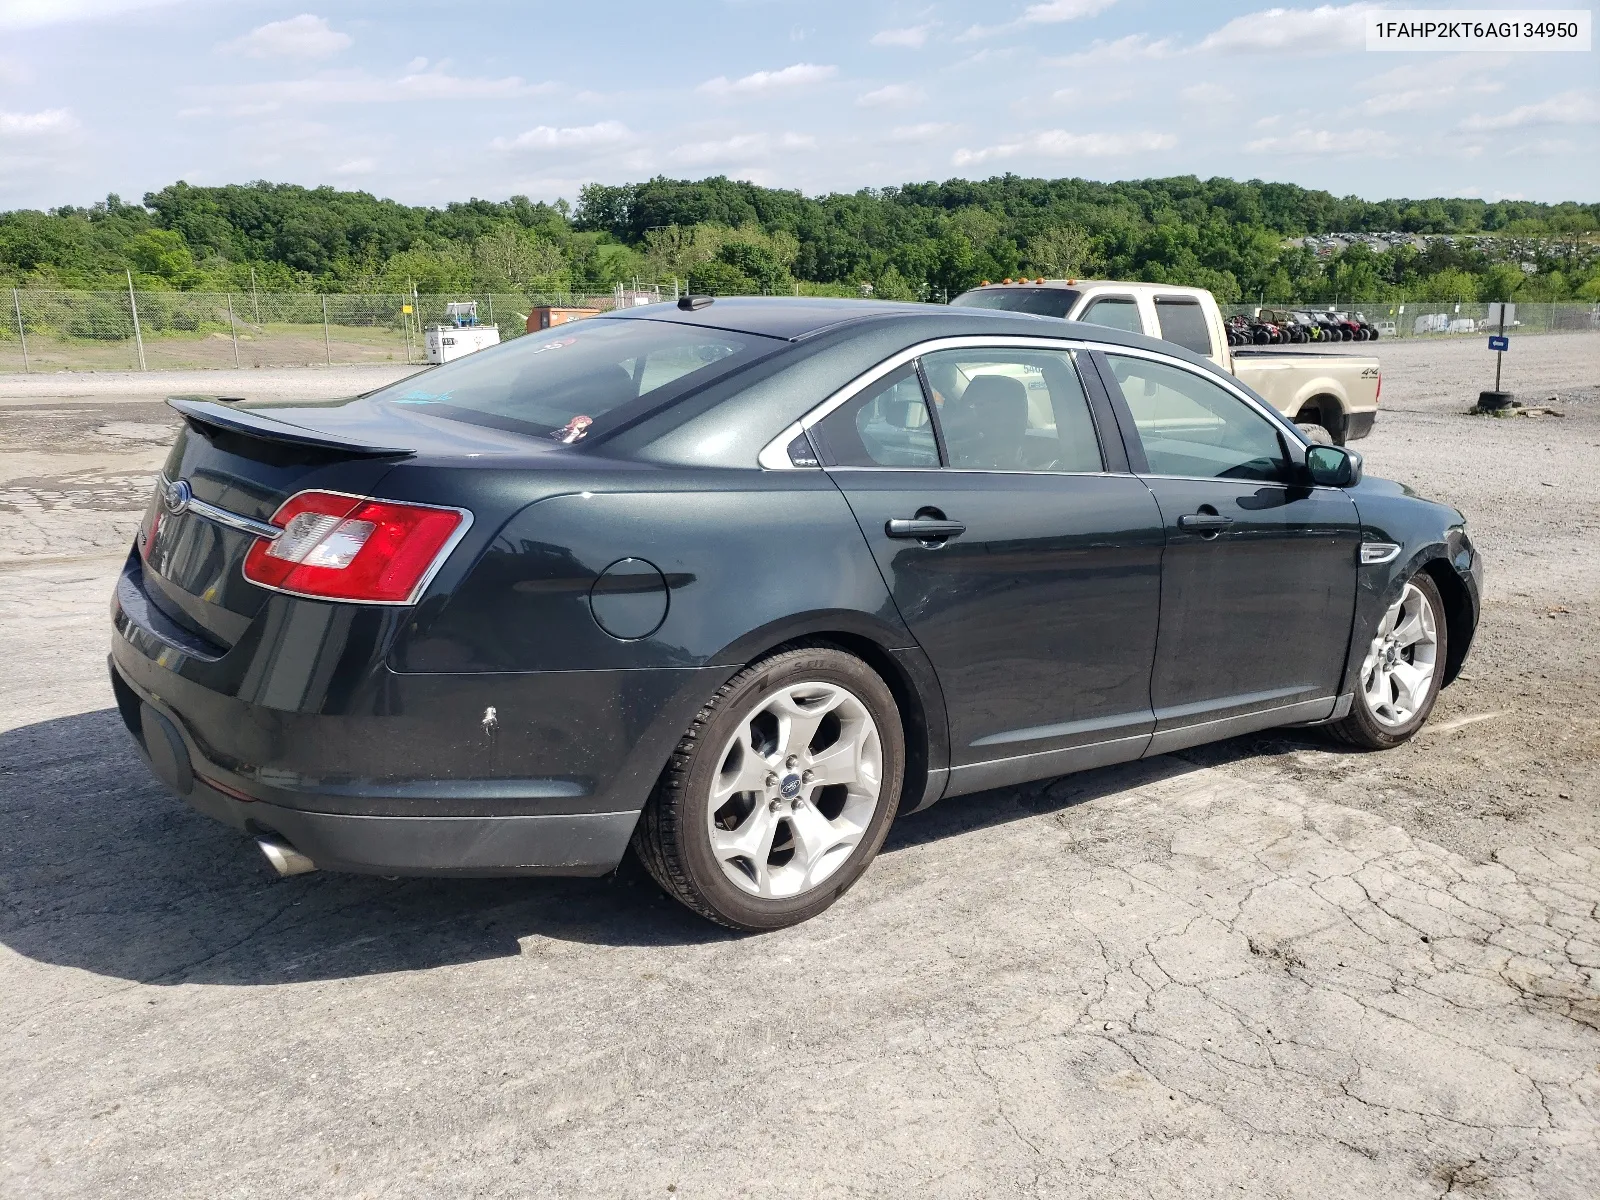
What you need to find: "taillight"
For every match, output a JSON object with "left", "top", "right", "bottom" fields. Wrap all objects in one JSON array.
[
  {"left": 242, "top": 490, "right": 470, "bottom": 604},
  {"left": 1376, "top": 371, "right": 1382, "bottom": 400}
]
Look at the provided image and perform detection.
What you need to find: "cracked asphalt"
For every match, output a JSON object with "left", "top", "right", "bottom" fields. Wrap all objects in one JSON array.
[{"left": 2, "top": 337, "right": 1598, "bottom": 1198}]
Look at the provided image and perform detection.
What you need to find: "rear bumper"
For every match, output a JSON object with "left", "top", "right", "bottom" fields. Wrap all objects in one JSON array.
[
  {"left": 112, "top": 662, "right": 652, "bottom": 876},
  {"left": 111, "top": 656, "right": 646, "bottom": 875},
  {"left": 108, "top": 542, "right": 734, "bottom": 874}
]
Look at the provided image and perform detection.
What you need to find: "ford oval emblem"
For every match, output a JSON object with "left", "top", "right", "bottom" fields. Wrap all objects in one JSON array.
[{"left": 162, "top": 478, "right": 193, "bottom": 515}]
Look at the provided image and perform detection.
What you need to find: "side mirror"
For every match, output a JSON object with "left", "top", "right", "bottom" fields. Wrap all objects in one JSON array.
[{"left": 1306, "top": 444, "right": 1363, "bottom": 487}]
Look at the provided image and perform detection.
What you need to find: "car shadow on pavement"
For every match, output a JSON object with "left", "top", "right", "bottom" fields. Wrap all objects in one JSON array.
[
  {"left": 0, "top": 709, "right": 741, "bottom": 990},
  {"left": 1, "top": 708, "right": 1334, "bottom": 988}
]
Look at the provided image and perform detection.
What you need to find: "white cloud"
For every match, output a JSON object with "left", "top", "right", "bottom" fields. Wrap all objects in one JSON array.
[
  {"left": 890, "top": 122, "right": 958, "bottom": 142},
  {"left": 1361, "top": 82, "right": 1500, "bottom": 116},
  {"left": 404, "top": 56, "right": 428, "bottom": 72},
  {"left": 871, "top": 25, "right": 931, "bottom": 48},
  {"left": 1459, "top": 90, "right": 1598, "bottom": 131},
  {"left": 1244, "top": 128, "right": 1401, "bottom": 156},
  {"left": 492, "top": 121, "right": 632, "bottom": 152},
  {"left": 697, "top": 63, "right": 837, "bottom": 97},
  {"left": 0, "top": 108, "right": 78, "bottom": 136},
  {"left": 1049, "top": 34, "right": 1176, "bottom": 66},
  {"left": 1180, "top": 82, "right": 1235, "bottom": 106},
  {"left": 953, "top": 129, "right": 1176, "bottom": 165},
  {"left": 962, "top": 0, "right": 1119, "bottom": 39},
  {"left": 195, "top": 70, "right": 553, "bottom": 110},
  {"left": 669, "top": 132, "right": 817, "bottom": 166},
  {"left": 1505, "top": 138, "right": 1579, "bottom": 158},
  {"left": 1196, "top": 4, "right": 1373, "bottom": 55},
  {"left": 223, "top": 14, "right": 351, "bottom": 60},
  {"left": 0, "top": 0, "right": 199, "bottom": 30},
  {"left": 332, "top": 157, "right": 376, "bottom": 175},
  {"left": 858, "top": 84, "right": 926, "bottom": 109},
  {"left": 1023, "top": 0, "right": 1120, "bottom": 22}
]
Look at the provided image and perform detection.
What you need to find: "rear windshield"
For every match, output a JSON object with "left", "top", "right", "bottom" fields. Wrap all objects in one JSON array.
[
  {"left": 949, "top": 287, "right": 1080, "bottom": 318},
  {"left": 367, "top": 317, "right": 776, "bottom": 440}
]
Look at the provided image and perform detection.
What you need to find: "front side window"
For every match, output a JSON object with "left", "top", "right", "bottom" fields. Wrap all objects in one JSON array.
[
  {"left": 810, "top": 363, "right": 940, "bottom": 467},
  {"left": 365, "top": 317, "right": 772, "bottom": 439},
  {"left": 1154, "top": 298, "right": 1213, "bottom": 356},
  {"left": 921, "top": 347, "right": 1103, "bottom": 473},
  {"left": 1078, "top": 296, "right": 1143, "bottom": 334},
  {"left": 1105, "top": 355, "right": 1288, "bottom": 482}
]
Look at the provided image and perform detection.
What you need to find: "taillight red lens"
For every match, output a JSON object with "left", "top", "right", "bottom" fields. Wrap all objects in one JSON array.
[
  {"left": 242, "top": 490, "right": 468, "bottom": 604},
  {"left": 1376, "top": 371, "right": 1382, "bottom": 400}
]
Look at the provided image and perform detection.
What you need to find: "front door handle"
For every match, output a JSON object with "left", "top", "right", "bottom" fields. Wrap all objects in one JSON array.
[
  {"left": 886, "top": 517, "right": 967, "bottom": 541},
  {"left": 1178, "top": 512, "right": 1233, "bottom": 532}
]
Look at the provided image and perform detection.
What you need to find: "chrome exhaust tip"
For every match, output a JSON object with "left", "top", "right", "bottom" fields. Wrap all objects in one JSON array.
[{"left": 256, "top": 836, "right": 317, "bottom": 877}]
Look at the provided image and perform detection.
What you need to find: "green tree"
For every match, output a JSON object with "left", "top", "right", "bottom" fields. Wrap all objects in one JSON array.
[
  {"left": 1023, "top": 225, "right": 1092, "bottom": 278},
  {"left": 126, "top": 229, "right": 200, "bottom": 288},
  {"left": 471, "top": 226, "right": 568, "bottom": 292}
]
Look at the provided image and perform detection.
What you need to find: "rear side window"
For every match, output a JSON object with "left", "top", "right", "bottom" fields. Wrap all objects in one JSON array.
[
  {"left": 1078, "top": 296, "right": 1142, "bottom": 333},
  {"left": 365, "top": 318, "right": 772, "bottom": 440},
  {"left": 811, "top": 363, "right": 940, "bottom": 467},
  {"left": 922, "top": 347, "right": 1103, "bottom": 474},
  {"left": 1154, "top": 298, "right": 1213, "bottom": 355}
]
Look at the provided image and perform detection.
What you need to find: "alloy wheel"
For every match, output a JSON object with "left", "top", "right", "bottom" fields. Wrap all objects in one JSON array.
[
  {"left": 704, "top": 681, "right": 883, "bottom": 899},
  {"left": 1360, "top": 582, "right": 1439, "bottom": 728}
]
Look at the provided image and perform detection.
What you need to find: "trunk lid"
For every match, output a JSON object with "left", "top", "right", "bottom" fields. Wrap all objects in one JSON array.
[
  {"left": 138, "top": 398, "right": 419, "bottom": 648},
  {"left": 139, "top": 394, "right": 553, "bottom": 650}
]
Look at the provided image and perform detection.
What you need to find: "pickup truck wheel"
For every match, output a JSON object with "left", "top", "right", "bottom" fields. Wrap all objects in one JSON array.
[
  {"left": 632, "top": 645, "right": 905, "bottom": 931},
  {"left": 1297, "top": 422, "right": 1333, "bottom": 444},
  {"left": 1325, "top": 574, "right": 1448, "bottom": 750}
]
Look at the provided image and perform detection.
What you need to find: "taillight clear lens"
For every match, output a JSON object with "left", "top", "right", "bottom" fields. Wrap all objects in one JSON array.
[{"left": 243, "top": 491, "right": 468, "bottom": 604}]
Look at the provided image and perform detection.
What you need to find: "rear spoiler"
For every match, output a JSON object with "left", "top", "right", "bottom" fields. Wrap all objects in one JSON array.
[{"left": 168, "top": 398, "right": 415, "bottom": 458}]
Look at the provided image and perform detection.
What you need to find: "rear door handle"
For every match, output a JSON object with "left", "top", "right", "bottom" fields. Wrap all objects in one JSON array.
[
  {"left": 1178, "top": 513, "right": 1233, "bottom": 532},
  {"left": 886, "top": 517, "right": 967, "bottom": 541}
]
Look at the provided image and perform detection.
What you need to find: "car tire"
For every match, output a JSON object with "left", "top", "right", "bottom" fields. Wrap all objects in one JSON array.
[
  {"left": 632, "top": 645, "right": 905, "bottom": 931},
  {"left": 1326, "top": 572, "right": 1449, "bottom": 750}
]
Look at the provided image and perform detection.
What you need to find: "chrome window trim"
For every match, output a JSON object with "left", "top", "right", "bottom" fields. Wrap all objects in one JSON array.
[
  {"left": 758, "top": 334, "right": 1108, "bottom": 470},
  {"left": 825, "top": 465, "right": 1119, "bottom": 479}
]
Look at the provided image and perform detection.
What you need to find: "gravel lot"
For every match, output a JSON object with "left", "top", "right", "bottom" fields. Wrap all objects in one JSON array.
[{"left": 2, "top": 335, "right": 1597, "bottom": 1198}]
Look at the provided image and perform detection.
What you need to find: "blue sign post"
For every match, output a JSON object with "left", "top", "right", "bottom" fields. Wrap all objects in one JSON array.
[{"left": 1488, "top": 335, "right": 1509, "bottom": 352}]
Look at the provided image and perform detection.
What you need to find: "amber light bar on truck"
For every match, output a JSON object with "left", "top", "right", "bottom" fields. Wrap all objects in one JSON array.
[{"left": 242, "top": 490, "right": 472, "bottom": 605}]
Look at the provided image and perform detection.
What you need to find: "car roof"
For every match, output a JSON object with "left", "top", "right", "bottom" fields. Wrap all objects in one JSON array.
[
  {"left": 599, "top": 295, "right": 1098, "bottom": 342},
  {"left": 599, "top": 294, "right": 1221, "bottom": 375}
]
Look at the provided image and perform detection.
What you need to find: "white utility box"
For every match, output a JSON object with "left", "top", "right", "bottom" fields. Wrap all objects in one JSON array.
[
  {"left": 423, "top": 301, "right": 500, "bottom": 364},
  {"left": 424, "top": 324, "right": 500, "bottom": 363}
]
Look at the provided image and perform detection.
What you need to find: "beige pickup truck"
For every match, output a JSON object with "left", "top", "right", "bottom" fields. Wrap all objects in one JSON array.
[{"left": 950, "top": 280, "right": 1380, "bottom": 444}]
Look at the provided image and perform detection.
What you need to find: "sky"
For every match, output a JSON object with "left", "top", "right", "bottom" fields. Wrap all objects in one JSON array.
[{"left": 0, "top": 0, "right": 1595, "bottom": 212}]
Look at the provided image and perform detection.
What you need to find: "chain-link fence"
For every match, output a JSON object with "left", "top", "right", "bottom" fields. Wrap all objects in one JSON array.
[
  {"left": 1219, "top": 300, "right": 1600, "bottom": 340},
  {"left": 0, "top": 287, "right": 665, "bottom": 373},
  {"left": 2, "top": 288, "right": 1596, "bottom": 373}
]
